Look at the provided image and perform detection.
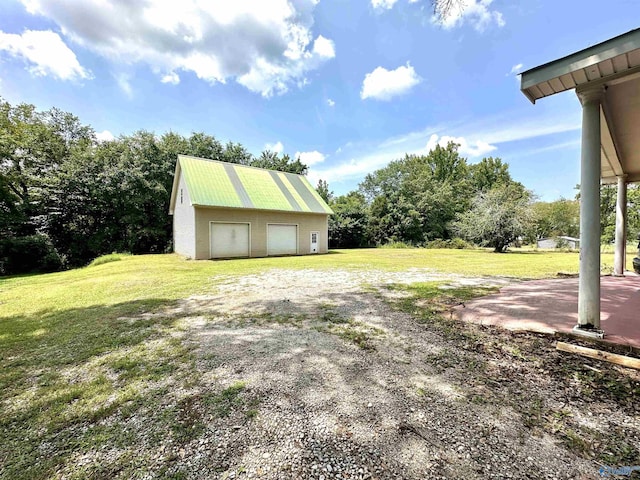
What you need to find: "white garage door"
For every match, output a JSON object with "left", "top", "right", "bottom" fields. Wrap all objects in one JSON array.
[
  {"left": 210, "top": 223, "right": 250, "bottom": 258},
  {"left": 267, "top": 224, "right": 297, "bottom": 256}
]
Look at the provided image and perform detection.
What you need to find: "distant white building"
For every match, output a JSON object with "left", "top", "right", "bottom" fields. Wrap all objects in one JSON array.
[{"left": 537, "top": 236, "right": 580, "bottom": 250}]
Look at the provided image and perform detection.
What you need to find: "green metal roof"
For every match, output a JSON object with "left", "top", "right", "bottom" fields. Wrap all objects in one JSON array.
[{"left": 172, "top": 155, "right": 333, "bottom": 215}]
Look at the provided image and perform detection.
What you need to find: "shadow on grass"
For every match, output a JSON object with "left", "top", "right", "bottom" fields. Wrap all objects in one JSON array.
[
  {"left": 0, "top": 298, "right": 191, "bottom": 480},
  {"left": 0, "top": 270, "right": 51, "bottom": 283},
  {"left": 0, "top": 299, "right": 178, "bottom": 368},
  {"left": 503, "top": 250, "right": 568, "bottom": 255}
]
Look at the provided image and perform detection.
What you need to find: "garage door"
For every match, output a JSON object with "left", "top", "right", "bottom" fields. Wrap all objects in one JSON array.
[
  {"left": 267, "top": 224, "right": 297, "bottom": 256},
  {"left": 210, "top": 223, "right": 250, "bottom": 258}
]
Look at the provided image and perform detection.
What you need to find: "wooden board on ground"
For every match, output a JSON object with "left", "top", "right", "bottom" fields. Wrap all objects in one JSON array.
[{"left": 556, "top": 341, "right": 640, "bottom": 370}]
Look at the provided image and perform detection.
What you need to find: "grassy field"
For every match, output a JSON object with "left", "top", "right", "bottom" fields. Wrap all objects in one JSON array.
[
  {"left": 1, "top": 247, "right": 634, "bottom": 321},
  {"left": 0, "top": 248, "right": 636, "bottom": 479}
]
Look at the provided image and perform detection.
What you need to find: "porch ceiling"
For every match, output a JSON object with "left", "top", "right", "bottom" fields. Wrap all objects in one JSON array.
[{"left": 520, "top": 28, "right": 640, "bottom": 183}]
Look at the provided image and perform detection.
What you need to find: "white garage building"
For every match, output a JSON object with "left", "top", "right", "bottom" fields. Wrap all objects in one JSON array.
[{"left": 169, "top": 155, "right": 332, "bottom": 259}]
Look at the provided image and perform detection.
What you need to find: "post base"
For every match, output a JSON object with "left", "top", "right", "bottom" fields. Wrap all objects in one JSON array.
[{"left": 572, "top": 324, "right": 605, "bottom": 339}]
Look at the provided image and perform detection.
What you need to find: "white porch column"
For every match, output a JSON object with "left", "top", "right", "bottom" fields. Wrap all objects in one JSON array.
[
  {"left": 576, "top": 87, "right": 604, "bottom": 331},
  {"left": 613, "top": 175, "right": 628, "bottom": 276}
]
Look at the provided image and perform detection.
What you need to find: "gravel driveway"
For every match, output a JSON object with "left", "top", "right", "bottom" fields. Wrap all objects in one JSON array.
[{"left": 156, "top": 268, "right": 638, "bottom": 480}]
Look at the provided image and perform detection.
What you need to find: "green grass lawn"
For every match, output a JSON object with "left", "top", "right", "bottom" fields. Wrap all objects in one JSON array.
[
  {"left": 2, "top": 247, "right": 633, "bottom": 316},
  {"left": 0, "top": 248, "right": 636, "bottom": 479},
  {"left": 3, "top": 247, "right": 633, "bottom": 323}
]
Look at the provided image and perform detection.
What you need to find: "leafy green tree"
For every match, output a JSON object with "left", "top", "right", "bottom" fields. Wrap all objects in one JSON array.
[
  {"left": 628, "top": 185, "right": 640, "bottom": 243},
  {"left": 360, "top": 142, "right": 475, "bottom": 243},
  {"left": 530, "top": 198, "right": 579, "bottom": 241},
  {"left": 452, "top": 183, "right": 533, "bottom": 252},
  {"left": 48, "top": 130, "right": 223, "bottom": 264},
  {"left": 187, "top": 132, "right": 224, "bottom": 160},
  {"left": 222, "top": 141, "right": 253, "bottom": 164},
  {"left": 427, "top": 142, "right": 470, "bottom": 184},
  {"left": 0, "top": 99, "right": 93, "bottom": 237},
  {"left": 598, "top": 184, "right": 617, "bottom": 244},
  {"left": 469, "top": 157, "right": 512, "bottom": 192},
  {"left": 251, "top": 151, "right": 308, "bottom": 175},
  {"left": 0, "top": 163, "right": 23, "bottom": 237},
  {"left": 597, "top": 184, "right": 640, "bottom": 244},
  {"left": 329, "top": 192, "right": 370, "bottom": 248},
  {"left": 46, "top": 145, "right": 115, "bottom": 263},
  {"left": 316, "top": 179, "right": 332, "bottom": 204},
  {"left": 368, "top": 194, "right": 423, "bottom": 245}
]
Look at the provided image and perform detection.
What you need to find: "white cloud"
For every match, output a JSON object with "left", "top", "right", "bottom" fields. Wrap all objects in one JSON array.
[
  {"left": 21, "top": 0, "right": 334, "bottom": 97},
  {"left": 510, "top": 63, "right": 523, "bottom": 75},
  {"left": 310, "top": 151, "right": 399, "bottom": 185},
  {"left": 296, "top": 150, "right": 326, "bottom": 166},
  {"left": 161, "top": 71, "right": 180, "bottom": 84},
  {"left": 371, "top": 0, "right": 400, "bottom": 9},
  {"left": 508, "top": 63, "right": 524, "bottom": 84},
  {"left": 265, "top": 141, "right": 284, "bottom": 154},
  {"left": 361, "top": 63, "right": 421, "bottom": 101},
  {"left": 312, "top": 35, "right": 335, "bottom": 58},
  {"left": 434, "top": 0, "right": 505, "bottom": 32},
  {"left": 305, "top": 169, "right": 322, "bottom": 189},
  {"left": 515, "top": 139, "right": 581, "bottom": 158},
  {"left": 425, "top": 134, "right": 497, "bottom": 157},
  {"left": 0, "top": 29, "right": 90, "bottom": 81},
  {"left": 327, "top": 98, "right": 335, "bottom": 107},
  {"left": 95, "top": 129, "right": 115, "bottom": 142},
  {"left": 475, "top": 119, "right": 580, "bottom": 145},
  {"left": 310, "top": 110, "right": 581, "bottom": 186},
  {"left": 114, "top": 72, "right": 133, "bottom": 98}
]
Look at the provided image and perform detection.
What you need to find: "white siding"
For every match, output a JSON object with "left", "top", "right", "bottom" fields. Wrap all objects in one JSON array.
[
  {"left": 173, "top": 171, "right": 196, "bottom": 258},
  {"left": 537, "top": 237, "right": 579, "bottom": 249},
  {"left": 537, "top": 238, "right": 557, "bottom": 249}
]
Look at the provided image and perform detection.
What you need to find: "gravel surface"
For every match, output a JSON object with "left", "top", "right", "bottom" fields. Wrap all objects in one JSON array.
[{"left": 149, "top": 268, "right": 637, "bottom": 480}]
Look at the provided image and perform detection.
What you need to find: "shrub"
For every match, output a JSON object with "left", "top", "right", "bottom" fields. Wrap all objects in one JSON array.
[
  {"left": 553, "top": 237, "right": 578, "bottom": 252},
  {"left": 425, "top": 238, "right": 473, "bottom": 249},
  {"left": 425, "top": 239, "right": 446, "bottom": 249},
  {"left": 379, "top": 240, "right": 413, "bottom": 249},
  {"left": 89, "top": 253, "right": 132, "bottom": 267},
  {"left": 554, "top": 237, "right": 569, "bottom": 249},
  {"left": 0, "top": 235, "right": 63, "bottom": 275}
]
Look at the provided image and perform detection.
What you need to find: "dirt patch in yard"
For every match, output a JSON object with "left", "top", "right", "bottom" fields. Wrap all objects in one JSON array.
[{"left": 140, "top": 269, "right": 638, "bottom": 480}]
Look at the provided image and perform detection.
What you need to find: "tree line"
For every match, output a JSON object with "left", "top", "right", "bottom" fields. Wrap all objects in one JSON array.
[
  {"left": 2, "top": 98, "right": 638, "bottom": 275},
  {"left": 0, "top": 98, "right": 306, "bottom": 274},
  {"left": 320, "top": 145, "right": 640, "bottom": 252},
  {"left": 318, "top": 144, "right": 532, "bottom": 252}
]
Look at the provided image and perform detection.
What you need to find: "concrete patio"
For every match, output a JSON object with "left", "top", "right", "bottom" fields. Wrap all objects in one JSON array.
[{"left": 457, "top": 274, "right": 640, "bottom": 349}]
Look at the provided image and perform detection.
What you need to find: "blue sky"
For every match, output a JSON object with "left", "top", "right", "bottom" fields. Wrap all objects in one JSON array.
[{"left": 1, "top": 0, "right": 639, "bottom": 201}]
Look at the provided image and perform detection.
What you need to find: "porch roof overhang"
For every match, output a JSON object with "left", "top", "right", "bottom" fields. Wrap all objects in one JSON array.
[{"left": 520, "top": 28, "right": 640, "bottom": 184}]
